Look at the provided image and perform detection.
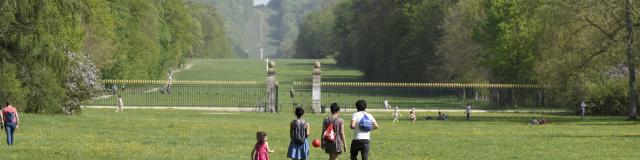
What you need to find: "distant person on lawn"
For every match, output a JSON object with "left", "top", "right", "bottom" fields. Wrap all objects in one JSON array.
[
  {"left": 116, "top": 95, "right": 124, "bottom": 112},
  {"left": 350, "top": 100, "right": 379, "bottom": 160},
  {"left": 288, "top": 107, "right": 310, "bottom": 160},
  {"left": 392, "top": 106, "right": 400, "bottom": 123},
  {"left": 383, "top": 98, "right": 390, "bottom": 110},
  {"left": 1, "top": 102, "right": 19, "bottom": 146},
  {"left": 465, "top": 103, "right": 472, "bottom": 121}
]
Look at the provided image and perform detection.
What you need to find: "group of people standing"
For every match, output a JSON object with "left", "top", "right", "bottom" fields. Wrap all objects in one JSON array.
[{"left": 252, "top": 100, "right": 379, "bottom": 160}]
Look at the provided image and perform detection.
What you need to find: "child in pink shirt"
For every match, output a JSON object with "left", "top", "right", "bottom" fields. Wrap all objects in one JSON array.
[{"left": 251, "top": 131, "right": 274, "bottom": 160}]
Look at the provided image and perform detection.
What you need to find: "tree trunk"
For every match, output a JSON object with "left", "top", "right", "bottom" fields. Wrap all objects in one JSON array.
[{"left": 625, "top": 0, "right": 638, "bottom": 119}]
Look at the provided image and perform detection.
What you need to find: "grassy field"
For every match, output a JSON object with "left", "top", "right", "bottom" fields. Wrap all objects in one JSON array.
[{"left": 4, "top": 109, "right": 639, "bottom": 159}]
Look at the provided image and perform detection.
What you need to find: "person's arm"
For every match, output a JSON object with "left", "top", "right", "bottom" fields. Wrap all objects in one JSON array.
[
  {"left": 372, "top": 115, "right": 379, "bottom": 130},
  {"left": 15, "top": 111, "right": 19, "bottom": 128},
  {"left": 340, "top": 120, "right": 347, "bottom": 150},
  {"left": 266, "top": 142, "right": 274, "bottom": 153},
  {"left": 305, "top": 122, "right": 310, "bottom": 136},
  {"left": 350, "top": 113, "right": 357, "bottom": 129},
  {"left": 251, "top": 144, "right": 257, "bottom": 160},
  {"left": 321, "top": 119, "right": 326, "bottom": 148},
  {"left": 289, "top": 122, "right": 293, "bottom": 139}
]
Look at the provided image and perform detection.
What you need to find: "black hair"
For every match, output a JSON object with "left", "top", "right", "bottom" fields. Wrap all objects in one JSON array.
[
  {"left": 356, "top": 100, "right": 367, "bottom": 111},
  {"left": 295, "top": 107, "right": 304, "bottom": 118},
  {"left": 256, "top": 131, "right": 267, "bottom": 143},
  {"left": 5, "top": 101, "right": 10, "bottom": 106},
  {"left": 330, "top": 103, "right": 340, "bottom": 114}
]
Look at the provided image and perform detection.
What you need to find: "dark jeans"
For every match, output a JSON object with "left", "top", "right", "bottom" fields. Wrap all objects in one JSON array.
[
  {"left": 5, "top": 123, "right": 15, "bottom": 145},
  {"left": 466, "top": 113, "right": 470, "bottom": 120},
  {"left": 350, "top": 139, "right": 370, "bottom": 160}
]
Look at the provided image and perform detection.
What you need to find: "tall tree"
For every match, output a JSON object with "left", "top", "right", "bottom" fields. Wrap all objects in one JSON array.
[{"left": 625, "top": 0, "right": 637, "bottom": 119}]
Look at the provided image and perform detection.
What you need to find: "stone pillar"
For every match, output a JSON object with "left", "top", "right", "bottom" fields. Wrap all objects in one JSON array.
[
  {"left": 312, "top": 61, "right": 322, "bottom": 113},
  {"left": 266, "top": 61, "right": 277, "bottom": 113}
]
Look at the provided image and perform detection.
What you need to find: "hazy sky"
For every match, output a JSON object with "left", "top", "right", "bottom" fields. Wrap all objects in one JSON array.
[{"left": 254, "top": 0, "right": 271, "bottom": 6}]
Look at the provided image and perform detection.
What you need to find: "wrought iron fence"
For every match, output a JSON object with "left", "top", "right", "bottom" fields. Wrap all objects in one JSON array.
[
  {"left": 289, "top": 82, "right": 566, "bottom": 113},
  {"left": 88, "top": 80, "right": 267, "bottom": 110},
  {"left": 88, "top": 80, "right": 567, "bottom": 113}
]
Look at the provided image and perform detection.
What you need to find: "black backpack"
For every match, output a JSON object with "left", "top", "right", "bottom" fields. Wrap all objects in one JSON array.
[
  {"left": 4, "top": 112, "right": 14, "bottom": 123},
  {"left": 292, "top": 119, "right": 307, "bottom": 145}
]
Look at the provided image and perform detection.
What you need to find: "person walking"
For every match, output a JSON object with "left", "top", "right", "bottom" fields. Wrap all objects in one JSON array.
[
  {"left": 383, "top": 98, "right": 390, "bottom": 110},
  {"left": 465, "top": 103, "right": 471, "bottom": 121},
  {"left": 350, "top": 100, "right": 379, "bottom": 160},
  {"left": 322, "top": 103, "right": 347, "bottom": 160},
  {"left": 1, "top": 102, "right": 19, "bottom": 146},
  {"left": 116, "top": 95, "right": 124, "bottom": 112},
  {"left": 287, "top": 107, "right": 310, "bottom": 160}
]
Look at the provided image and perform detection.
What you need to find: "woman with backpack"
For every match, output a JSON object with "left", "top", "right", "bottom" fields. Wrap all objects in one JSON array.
[
  {"left": 287, "top": 107, "right": 310, "bottom": 160},
  {"left": 321, "top": 103, "right": 347, "bottom": 160},
  {"left": 1, "top": 101, "right": 19, "bottom": 146}
]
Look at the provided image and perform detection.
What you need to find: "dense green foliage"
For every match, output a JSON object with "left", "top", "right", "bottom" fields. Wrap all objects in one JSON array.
[
  {"left": 0, "top": 0, "right": 232, "bottom": 113},
  {"left": 294, "top": 0, "right": 640, "bottom": 115},
  {"left": 6, "top": 109, "right": 639, "bottom": 159}
]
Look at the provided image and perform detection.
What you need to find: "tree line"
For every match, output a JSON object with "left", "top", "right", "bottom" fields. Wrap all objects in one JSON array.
[
  {"left": 0, "top": 0, "right": 232, "bottom": 114},
  {"left": 294, "top": 0, "right": 640, "bottom": 117}
]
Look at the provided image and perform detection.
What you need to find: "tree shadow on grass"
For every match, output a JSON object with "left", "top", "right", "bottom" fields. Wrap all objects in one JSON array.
[
  {"left": 392, "top": 115, "right": 640, "bottom": 124},
  {"left": 548, "top": 134, "right": 640, "bottom": 138}
]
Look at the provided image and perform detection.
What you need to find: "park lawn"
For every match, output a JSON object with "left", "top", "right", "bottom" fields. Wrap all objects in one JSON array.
[
  {"left": 3, "top": 109, "right": 639, "bottom": 159},
  {"left": 173, "top": 59, "right": 363, "bottom": 82}
]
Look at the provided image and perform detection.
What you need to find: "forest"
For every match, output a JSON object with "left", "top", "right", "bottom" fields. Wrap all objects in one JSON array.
[
  {"left": 0, "top": 0, "right": 232, "bottom": 113},
  {"left": 294, "top": 0, "right": 640, "bottom": 117}
]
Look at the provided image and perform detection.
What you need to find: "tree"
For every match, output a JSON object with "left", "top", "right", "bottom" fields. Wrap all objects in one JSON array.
[{"left": 624, "top": 0, "right": 637, "bottom": 119}]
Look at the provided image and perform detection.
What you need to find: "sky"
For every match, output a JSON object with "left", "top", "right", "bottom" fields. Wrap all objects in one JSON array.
[{"left": 254, "top": 0, "right": 271, "bottom": 6}]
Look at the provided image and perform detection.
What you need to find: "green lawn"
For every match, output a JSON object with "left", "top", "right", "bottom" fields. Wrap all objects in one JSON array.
[{"left": 5, "top": 109, "right": 639, "bottom": 159}]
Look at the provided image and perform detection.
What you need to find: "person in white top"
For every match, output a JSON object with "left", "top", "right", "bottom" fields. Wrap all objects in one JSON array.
[
  {"left": 383, "top": 98, "right": 390, "bottom": 110},
  {"left": 465, "top": 103, "right": 471, "bottom": 121},
  {"left": 350, "top": 100, "right": 379, "bottom": 160},
  {"left": 392, "top": 106, "right": 400, "bottom": 123},
  {"left": 116, "top": 95, "right": 124, "bottom": 112}
]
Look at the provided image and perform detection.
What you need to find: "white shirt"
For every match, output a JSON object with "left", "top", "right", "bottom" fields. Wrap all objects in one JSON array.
[
  {"left": 384, "top": 100, "right": 390, "bottom": 107},
  {"left": 465, "top": 106, "right": 471, "bottom": 113},
  {"left": 352, "top": 111, "right": 377, "bottom": 140}
]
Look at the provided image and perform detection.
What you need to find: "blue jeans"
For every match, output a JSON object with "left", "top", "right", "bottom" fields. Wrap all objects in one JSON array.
[{"left": 5, "top": 123, "right": 15, "bottom": 145}]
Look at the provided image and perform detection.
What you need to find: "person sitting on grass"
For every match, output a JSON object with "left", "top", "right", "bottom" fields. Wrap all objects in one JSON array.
[
  {"left": 252, "top": 131, "right": 274, "bottom": 160},
  {"left": 437, "top": 111, "right": 448, "bottom": 120},
  {"left": 529, "top": 117, "right": 538, "bottom": 125},
  {"left": 409, "top": 111, "right": 416, "bottom": 123},
  {"left": 539, "top": 117, "right": 549, "bottom": 125}
]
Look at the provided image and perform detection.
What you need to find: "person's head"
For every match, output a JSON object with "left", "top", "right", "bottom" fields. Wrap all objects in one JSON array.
[
  {"left": 256, "top": 131, "right": 267, "bottom": 143},
  {"left": 410, "top": 111, "right": 413, "bottom": 114},
  {"left": 118, "top": 95, "right": 122, "bottom": 98},
  {"left": 5, "top": 101, "right": 10, "bottom": 106},
  {"left": 295, "top": 107, "right": 304, "bottom": 118},
  {"left": 467, "top": 103, "right": 470, "bottom": 106},
  {"left": 330, "top": 103, "right": 340, "bottom": 114},
  {"left": 356, "top": 100, "right": 367, "bottom": 111},
  {"left": 395, "top": 106, "right": 398, "bottom": 109}
]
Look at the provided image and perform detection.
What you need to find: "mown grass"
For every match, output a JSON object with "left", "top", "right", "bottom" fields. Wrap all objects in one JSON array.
[{"left": 4, "top": 109, "right": 639, "bottom": 159}]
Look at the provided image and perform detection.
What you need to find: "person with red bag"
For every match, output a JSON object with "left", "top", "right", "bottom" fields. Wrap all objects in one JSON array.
[{"left": 322, "top": 103, "right": 347, "bottom": 160}]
